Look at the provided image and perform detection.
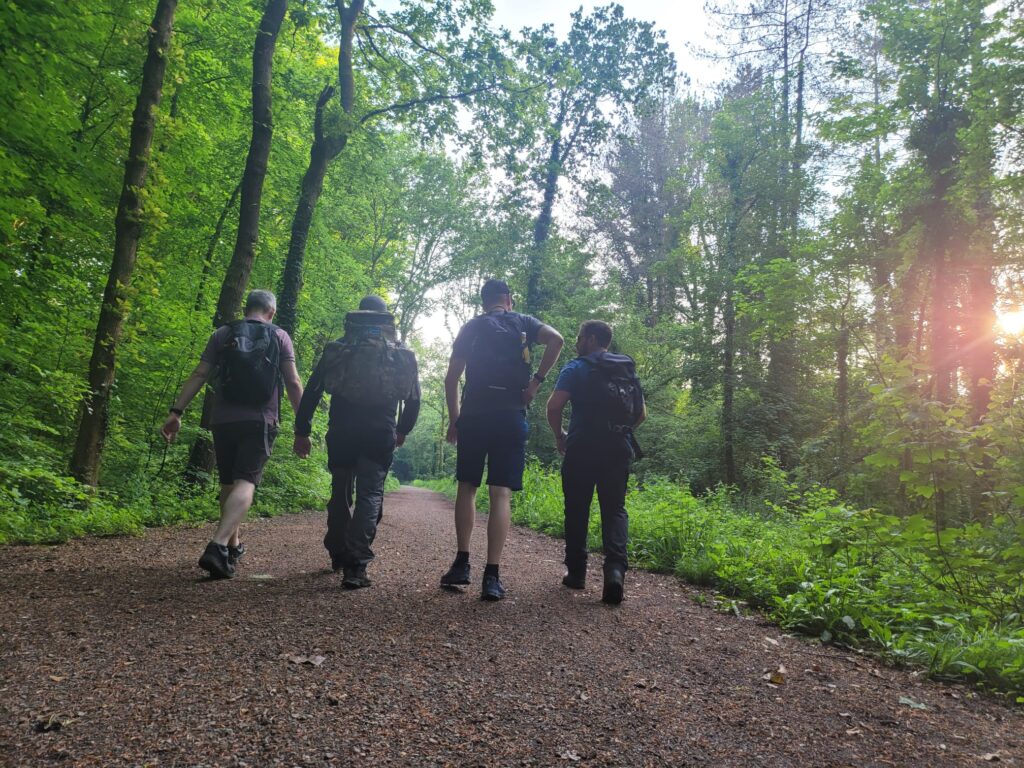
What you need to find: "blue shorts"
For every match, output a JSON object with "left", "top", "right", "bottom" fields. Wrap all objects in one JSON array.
[{"left": 455, "top": 410, "right": 529, "bottom": 491}]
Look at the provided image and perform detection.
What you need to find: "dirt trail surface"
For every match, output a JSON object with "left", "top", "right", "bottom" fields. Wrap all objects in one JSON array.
[{"left": 1, "top": 486, "right": 1020, "bottom": 767}]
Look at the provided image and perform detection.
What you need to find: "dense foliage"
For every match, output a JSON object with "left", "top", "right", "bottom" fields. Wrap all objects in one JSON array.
[{"left": 1, "top": 0, "right": 1023, "bottom": 696}]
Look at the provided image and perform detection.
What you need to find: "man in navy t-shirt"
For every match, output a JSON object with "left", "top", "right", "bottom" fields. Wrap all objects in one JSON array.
[
  {"left": 440, "top": 279, "right": 564, "bottom": 600},
  {"left": 546, "top": 320, "right": 645, "bottom": 605}
]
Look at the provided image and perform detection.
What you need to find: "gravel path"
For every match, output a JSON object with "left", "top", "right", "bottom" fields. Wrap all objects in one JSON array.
[{"left": 0, "top": 486, "right": 1020, "bottom": 767}]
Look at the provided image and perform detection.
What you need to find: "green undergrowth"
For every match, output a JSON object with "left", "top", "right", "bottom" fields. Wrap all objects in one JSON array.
[
  {"left": 418, "top": 464, "right": 1024, "bottom": 701},
  {"left": 0, "top": 444, "right": 334, "bottom": 545}
]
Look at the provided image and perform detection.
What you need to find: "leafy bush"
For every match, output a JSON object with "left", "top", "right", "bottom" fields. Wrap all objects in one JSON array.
[{"left": 504, "top": 462, "right": 1024, "bottom": 700}]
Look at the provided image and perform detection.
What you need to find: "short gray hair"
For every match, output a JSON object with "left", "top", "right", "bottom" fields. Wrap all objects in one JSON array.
[{"left": 245, "top": 289, "right": 277, "bottom": 314}]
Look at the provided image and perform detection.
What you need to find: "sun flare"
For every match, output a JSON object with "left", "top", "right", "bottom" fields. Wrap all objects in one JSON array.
[{"left": 997, "top": 309, "right": 1024, "bottom": 337}]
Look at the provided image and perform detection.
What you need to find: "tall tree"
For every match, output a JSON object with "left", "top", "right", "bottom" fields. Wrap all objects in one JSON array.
[
  {"left": 183, "top": 0, "right": 289, "bottom": 485},
  {"left": 701, "top": 67, "right": 777, "bottom": 485},
  {"left": 708, "top": 0, "right": 835, "bottom": 469},
  {"left": 509, "top": 5, "right": 676, "bottom": 313},
  {"left": 275, "top": 0, "right": 505, "bottom": 336},
  {"left": 213, "top": 0, "right": 289, "bottom": 330},
  {"left": 69, "top": 0, "right": 179, "bottom": 485}
]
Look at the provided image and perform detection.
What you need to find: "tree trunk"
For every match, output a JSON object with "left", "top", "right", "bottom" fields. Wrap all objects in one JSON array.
[
  {"left": 69, "top": 0, "right": 178, "bottom": 485},
  {"left": 929, "top": 247, "right": 954, "bottom": 403},
  {"left": 835, "top": 322, "right": 849, "bottom": 492},
  {"left": 194, "top": 181, "right": 242, "bottom": 313},
  {"left": 183, "top": 0, "right": 288, "bottom": 484},
  {"left": 722, "top": 287, "right": 737, "bottom": 486},
  {"left": 212, "top": 0, "right": 288, "bottom": 328},
  {"left": 275, "top": 0, "right": 362, "bottom": 335},
  {"left": 870, "top": 259, "right": 892, "bottom": 350},
  {"left": 964, "top": 214, "right": 996, "bottom": 424},
  {"left": 276, "top": 86, "right": 347, "bottom": 336},
  {"left": 526, "top": 115, "right": 564, "bottom": 314}
]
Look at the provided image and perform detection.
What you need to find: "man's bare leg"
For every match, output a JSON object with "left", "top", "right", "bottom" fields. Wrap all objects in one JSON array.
[
  {"left": 217, "top": 485, "right": 242, "bottom": 547},
  {"left": 454, "top": 481, "right": 477, "bottom": 551},
  {"left": 486, "top": 485, "right": 511, "bottom": 565},
  {"left": 211, "top": 480, "right": 255, "bottom": 546}
]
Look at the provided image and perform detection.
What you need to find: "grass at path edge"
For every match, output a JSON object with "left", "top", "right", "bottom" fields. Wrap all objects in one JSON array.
[{"left": 415, "top": 467, "right": 1024, "bottom": 702}]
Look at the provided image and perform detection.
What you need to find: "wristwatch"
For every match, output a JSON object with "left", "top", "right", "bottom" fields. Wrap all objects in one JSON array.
[
  {"left": 532, "top": 372, "right": 545, "bottom": 383},
  {"left": 169, "top": 407, "right": 184, "bottom": 416}
]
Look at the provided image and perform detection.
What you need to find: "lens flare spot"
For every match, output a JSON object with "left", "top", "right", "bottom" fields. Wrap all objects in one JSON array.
[{"left": 997, "top": 309, "right": 1024, "bottom": 337}]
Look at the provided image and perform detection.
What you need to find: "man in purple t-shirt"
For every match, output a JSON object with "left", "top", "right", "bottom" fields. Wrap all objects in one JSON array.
[{"left": 161, "top": 290, "right": 303, "bottom": 579}]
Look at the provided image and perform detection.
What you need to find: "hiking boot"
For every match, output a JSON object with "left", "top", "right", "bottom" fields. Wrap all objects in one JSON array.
[
  {"left": 602, "top": 568, "right": 625, "bottom": 605},
  {"left": 440, "top": 559, "right": 471, "bottom": 588},
  {"left": 481, "top": 573, "right": 506, "bottom": 601},
  {"left": 198, "top": 542, "right": 234, "bottom": 580},
  {"left": 342, "top": 567, "right": 371, "bottom": 589},
  {"left": 562, "top": 570, "right": 586, "bottom": 590},
  {"left": 227, "top": 543, "right": 246, "bottom": 567}
]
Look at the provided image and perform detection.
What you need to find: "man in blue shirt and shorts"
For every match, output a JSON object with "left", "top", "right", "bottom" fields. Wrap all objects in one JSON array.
[
  {"left": 440, "top": 279, "right": 564, "bottom": 600},
  {"left": 546, "top": 320, "right": 645, "bottom": 604}
]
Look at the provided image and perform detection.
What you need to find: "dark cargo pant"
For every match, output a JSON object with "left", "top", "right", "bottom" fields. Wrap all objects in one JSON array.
[
  {"left": 324, "top": 456, "right": 390, "bottom": 570},
  {"left": 561, "top": 444, "right": 630, "bottom": 576}
]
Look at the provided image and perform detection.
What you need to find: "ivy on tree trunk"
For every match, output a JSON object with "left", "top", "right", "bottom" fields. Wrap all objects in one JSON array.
[{"left": 70, "top": 0, "right": 179, "bottom": 485}]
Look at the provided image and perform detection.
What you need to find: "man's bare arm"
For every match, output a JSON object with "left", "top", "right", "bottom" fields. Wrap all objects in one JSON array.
[
  {"left": 635, "top": 400, "right": 647, "bottom": 427},
  {"left": 280, "top": 359, "right": 304, "bottom": 415},
  {"left": 534, "top": 324, "right": 564, "bottom": 380},
  {"left": 173, "top": 361, "right": 213, "bottom": 412},
  {"left": 444, "top": 355, "right": 466, "bottom": 443},
  {"left": 546, "top": 389, "right": 571, "bottom": 456},
  {"left": 161, "top": 361, "right": 212, "bottom": 442},
  {"left": 523, "top": 325, "right": 564, "bottom": 405}
]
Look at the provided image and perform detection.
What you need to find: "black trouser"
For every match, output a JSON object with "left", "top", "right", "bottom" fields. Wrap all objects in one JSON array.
[
  {"left": 323, "top": 427, "right": 395, "bottom": 571},
  {"left": 561, "top": 443, "right": 630, "bottom": 576}
]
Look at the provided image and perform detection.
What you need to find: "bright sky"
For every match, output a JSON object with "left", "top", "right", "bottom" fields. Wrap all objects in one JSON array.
[
  {"left": 487, "top": 0, "right": 716, "bottom": 89},
  {"left": 372, "top": 1, "right": 722, "bottom": 342}
]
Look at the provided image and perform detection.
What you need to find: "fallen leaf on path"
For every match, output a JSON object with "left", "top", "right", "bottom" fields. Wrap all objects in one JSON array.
[
  {"left": 899, "top": 695, "right": 927, "bottom": 710},
  {"left": 48, "top": 675, "right": 66, "bottom": 683},
  {"left": 33, "top": 714, "right": 73, "bottom": 733},
  {"left": 286, "top": 654, "right": 325, "bottom": 667},
  {"left": 980, "top": 753, "right": 1001, "bottom": 762},
  {"left": 558, "top": 749, "right": 581, "bottom": 761},
  {"left": 762, "top": 664, "right": 787, "bottom": 685}
]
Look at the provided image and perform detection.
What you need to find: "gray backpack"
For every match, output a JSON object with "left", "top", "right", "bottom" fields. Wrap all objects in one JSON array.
[{"left": 321, "top": 311, "right": 417, "bottom": 405}]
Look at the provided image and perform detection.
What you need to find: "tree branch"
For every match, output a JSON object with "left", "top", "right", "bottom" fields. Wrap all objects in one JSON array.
[
  {"left": 314, "top": 85, "right": 336, "bottom": 143},
  {"left": 357, "top": 82, "right": 498, "bottom": 125}
]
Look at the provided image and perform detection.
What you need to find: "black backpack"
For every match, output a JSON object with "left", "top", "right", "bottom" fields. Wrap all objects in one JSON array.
[
  {"left": 464, "top": 312, "right": 531, "bottom": 402},
  {"left": 217, "top": 320, "right": 281, "bottom": 406},
  {"left": 580, "top": 352, "right": 643, "bottom": 433}
]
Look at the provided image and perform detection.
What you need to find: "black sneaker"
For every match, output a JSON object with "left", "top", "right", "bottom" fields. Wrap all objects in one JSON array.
[
  {"left": 198, "top": 542, "right": 234, "bottom": 580},
  {"left": 562, "top": 570, "right": 586, "bottom": 590},
  {"left": 481, "top": 573, "right": 506, "bottom": 601},
  {"left": 342, "top": 567, "right": 371, "bottom": 589},
  {"left": 440, "top": 559, "right": 471, "bottom": 588},
  {"left": 227, "top": 543, "right": 246, "bottom": 567},
  {"left": 602, "top": 568, "right": 625, "bottom": 605}
]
